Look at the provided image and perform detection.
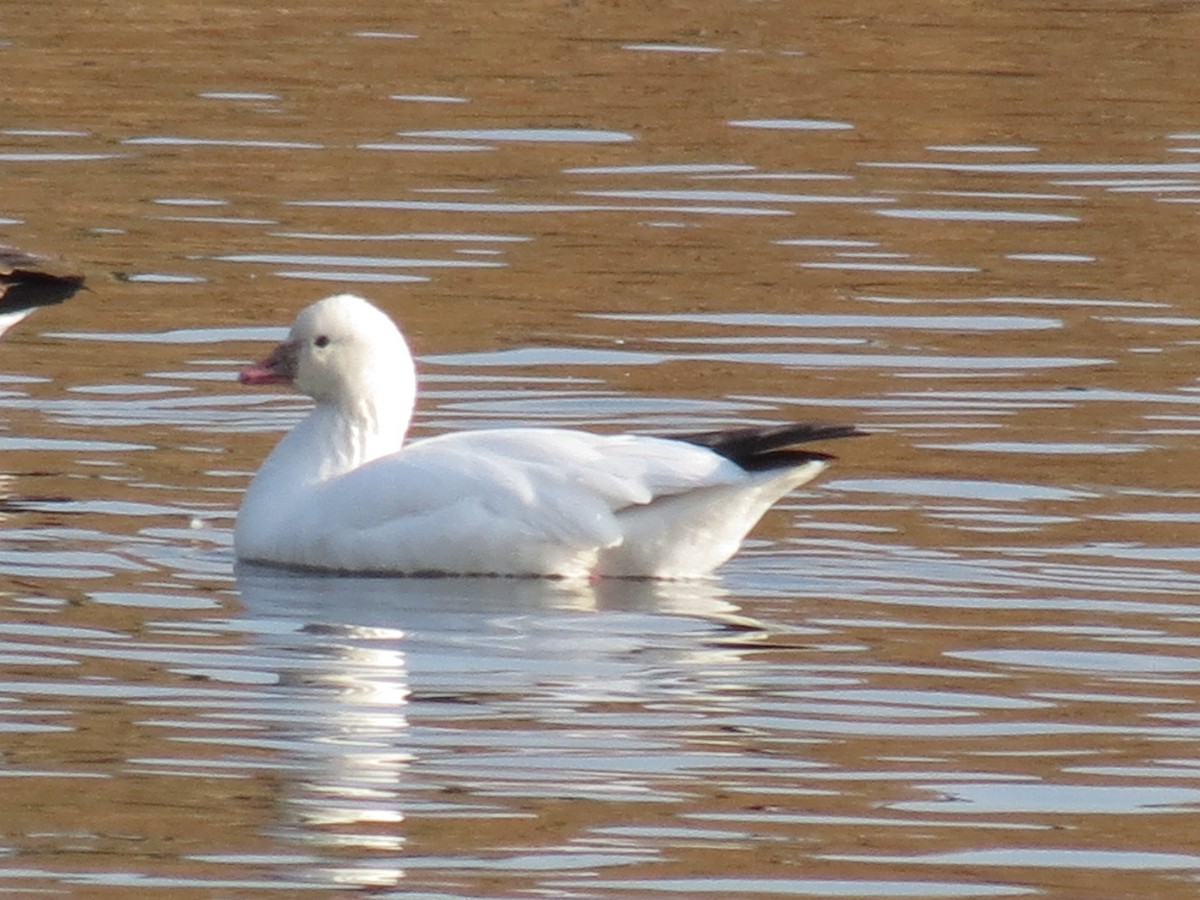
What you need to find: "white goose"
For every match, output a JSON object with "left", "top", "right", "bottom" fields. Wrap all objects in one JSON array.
[{"left": 234, "top": 294, "right": 858, "bottom": 578}]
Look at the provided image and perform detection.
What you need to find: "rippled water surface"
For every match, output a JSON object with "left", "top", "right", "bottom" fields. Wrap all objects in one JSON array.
[{"left": 4, "top": 1, "right": 1200, "bottom": 897}]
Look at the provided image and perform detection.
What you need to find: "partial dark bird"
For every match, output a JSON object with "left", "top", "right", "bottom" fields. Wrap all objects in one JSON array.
[{"left": 0, "top": 249, "right": 85, "bottom": 338}]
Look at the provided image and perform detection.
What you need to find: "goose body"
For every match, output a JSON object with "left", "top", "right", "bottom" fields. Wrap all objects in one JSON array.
[{"left": 234, "top": 294, "right": 857, "bottom": 578}]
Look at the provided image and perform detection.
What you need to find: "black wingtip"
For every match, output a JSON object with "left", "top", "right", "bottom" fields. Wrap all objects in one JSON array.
[{"left": 671, "top": 422, "right": 865, "bottom": 471}]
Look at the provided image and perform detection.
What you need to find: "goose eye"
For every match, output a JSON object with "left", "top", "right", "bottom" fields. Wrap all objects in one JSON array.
[{"left": 314, "top": 335, "right": 330, "bottom": 348}]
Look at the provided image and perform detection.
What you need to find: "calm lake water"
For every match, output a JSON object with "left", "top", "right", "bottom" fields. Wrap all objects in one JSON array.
[{"left": 4, "top": 1, "right": 1200, "bottom": 897}]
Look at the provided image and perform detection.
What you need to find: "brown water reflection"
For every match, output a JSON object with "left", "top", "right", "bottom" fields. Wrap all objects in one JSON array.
[{"left": 4, "top": 0, "right": 1200, "bottom": 897}]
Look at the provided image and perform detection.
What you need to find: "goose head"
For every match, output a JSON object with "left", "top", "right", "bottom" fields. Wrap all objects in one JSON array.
[{"left": 240, "top": 293, "right": 417, "bottom": 413}]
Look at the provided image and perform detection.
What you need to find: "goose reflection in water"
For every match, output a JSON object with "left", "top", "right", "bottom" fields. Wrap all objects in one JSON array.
[{"left": 231, "top": 564, "right": 764, "bottom": 890}]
